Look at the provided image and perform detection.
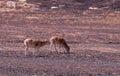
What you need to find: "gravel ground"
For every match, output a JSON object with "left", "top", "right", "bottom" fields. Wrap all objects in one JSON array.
[{"left": 0, "top": 9, "right": 120, "bottom": 76}]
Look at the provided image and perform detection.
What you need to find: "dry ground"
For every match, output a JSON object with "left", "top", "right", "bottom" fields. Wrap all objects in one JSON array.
[{"left": 0, "top": 9, "right": 120, "bottom": 76}]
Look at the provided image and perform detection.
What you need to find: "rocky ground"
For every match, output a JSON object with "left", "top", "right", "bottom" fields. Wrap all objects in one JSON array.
[{"left": 0, "top": 5, "right": 120, "bottom": 76}]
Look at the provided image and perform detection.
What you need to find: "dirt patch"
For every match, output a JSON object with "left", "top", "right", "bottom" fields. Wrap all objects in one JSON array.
[{"left": 0, "top": 9, "right": 120, "bottom": 76}]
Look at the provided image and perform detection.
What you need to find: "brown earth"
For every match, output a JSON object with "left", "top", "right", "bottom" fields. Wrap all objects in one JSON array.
[{"left": 0, "top": 9, "right": 120, "bottom": 76}]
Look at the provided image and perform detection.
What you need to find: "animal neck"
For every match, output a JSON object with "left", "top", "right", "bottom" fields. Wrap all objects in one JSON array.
[
  {"left": 63, "top": 42, "right": 68, "bottom": 47},
  {"left": 64, "top": 43, "right": 70, "bottom": 52}
]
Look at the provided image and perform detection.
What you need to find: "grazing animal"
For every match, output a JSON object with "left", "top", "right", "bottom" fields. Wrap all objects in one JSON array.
[
  {"left": 50, "top": 36, "right": 70, "bottom": 53},
  {"left": 24, "top": 38, "right": 49, "bottom": 56}
]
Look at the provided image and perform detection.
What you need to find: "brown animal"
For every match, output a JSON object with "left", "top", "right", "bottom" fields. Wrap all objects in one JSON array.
[
  {"left": 24, "top": 38, "right": 49, "bottom": 56},
  {"left": 50, "top": 36, "right": 70, "bottom": 53}
]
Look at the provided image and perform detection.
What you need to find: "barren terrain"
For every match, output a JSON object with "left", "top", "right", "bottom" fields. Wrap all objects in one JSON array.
[{"left": 0, "top": 9, "right": 120, "bottom": 76}]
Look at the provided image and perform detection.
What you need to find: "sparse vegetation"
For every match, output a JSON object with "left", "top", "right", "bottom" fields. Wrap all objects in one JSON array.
[{"left": 0, "top": 0, "right": 120, "bottom": 76}]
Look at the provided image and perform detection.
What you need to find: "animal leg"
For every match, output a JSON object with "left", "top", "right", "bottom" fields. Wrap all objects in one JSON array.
[
  {"left": 50, "top": 43, "right": 53, "bottom": 51},
  {"left": 25, "top": 46, "right": 28, "bottom": 56},
  {"left": 36, "top": 48, "right": 39, "bottom": 56},
  {"left": 32, "top": 48, "right": 37, "bottom": 56},
  {"left": 54, "top": 44, "right": 57, "bottom": 52}
]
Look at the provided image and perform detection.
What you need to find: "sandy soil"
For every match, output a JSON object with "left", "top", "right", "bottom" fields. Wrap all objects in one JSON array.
[{"left": 0, "top": 9, "right": 120, "bottom": 76}]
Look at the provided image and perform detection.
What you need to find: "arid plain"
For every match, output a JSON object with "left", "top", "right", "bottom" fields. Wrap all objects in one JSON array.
[{"left": 0, "top": 9, "right": 120, "bottom": 76}]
